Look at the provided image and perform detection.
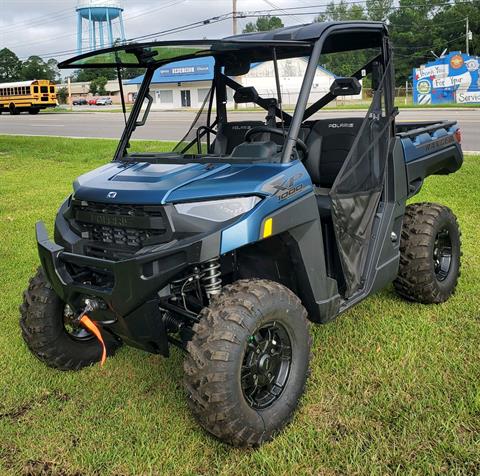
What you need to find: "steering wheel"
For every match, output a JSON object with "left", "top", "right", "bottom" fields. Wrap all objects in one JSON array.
[{"left": 244, "top": 126, "right": 308, "bottom": 157}]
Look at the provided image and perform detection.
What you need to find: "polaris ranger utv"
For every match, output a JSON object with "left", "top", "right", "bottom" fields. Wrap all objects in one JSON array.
[{"left": 20, "top": 22, "right": 463, "bottom": 447}]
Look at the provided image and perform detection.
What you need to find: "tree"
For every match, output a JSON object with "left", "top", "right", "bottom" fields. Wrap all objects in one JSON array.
[
  {"left": 56, "top": 86, "right": 68, "bottom": 104},
  {"left": 243, "top": 16, "right": 283, "bottom": 33},
  {"left": 0, "top": 48, "right": 22, "bottom": 81},
  {"left": 387, "top": 0, "right": 448, "bottom": 85},
  {"left": 20, "top": 55, "right": 57, "bottom": 81},
  {"left": 90, "top": 76, "right": 108, "bottom": 96},
  {"left": 46, "top": 58, "right": 60, "bottom": 83},
  {"left": 315, "top": 0, "right": 366, "bottom": 22},
  {"left": 315, "top": 2, "right": 369, "bottom": 77},
  {"left": 74, "top": 68, "right": 117, "bottom": 82},
  {"left": 366, "top": 0, "right": 393, "bottom": 21}
]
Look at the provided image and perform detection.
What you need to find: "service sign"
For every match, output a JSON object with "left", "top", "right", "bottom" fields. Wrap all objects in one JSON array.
[{"left": 457, "top": 91, "right": 480, "bottom": 103}]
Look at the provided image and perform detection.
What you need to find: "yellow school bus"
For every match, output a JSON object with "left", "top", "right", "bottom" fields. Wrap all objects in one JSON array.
[{"left": 0, "top": 80, "right": 57, "bottom": 115}]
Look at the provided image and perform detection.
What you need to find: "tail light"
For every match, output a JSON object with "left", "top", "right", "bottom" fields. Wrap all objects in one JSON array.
[{"left": 454, "top": 129, "right": 462, "bottom": 144}]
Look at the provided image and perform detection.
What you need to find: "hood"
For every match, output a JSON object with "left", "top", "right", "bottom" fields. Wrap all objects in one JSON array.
[{"left": 72, "top": 161, "right": 295, "bottom": 204}]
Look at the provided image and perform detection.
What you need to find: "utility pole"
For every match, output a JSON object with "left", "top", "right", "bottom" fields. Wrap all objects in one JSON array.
[
  {"left": 67, "top": 77, "right": 72, "bottom": 111},
  {"left": 466, "top": 17, "right": 470, "bottom": 56},
  {"left": 232, "top": 0, "right": 238, "bottom": 35}
]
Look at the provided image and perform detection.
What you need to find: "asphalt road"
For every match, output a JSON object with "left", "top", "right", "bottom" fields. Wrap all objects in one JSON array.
[{"left": 1, "top": 109, "right": 479, "bottom": 151}]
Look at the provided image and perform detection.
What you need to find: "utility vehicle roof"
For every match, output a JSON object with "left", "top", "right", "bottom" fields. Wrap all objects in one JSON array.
[
  {"left": 224, "top": 20, "right": 386, "bottom": 42},
  {"left": 58, "top": 21, "right": 387, "bottom": 70}
]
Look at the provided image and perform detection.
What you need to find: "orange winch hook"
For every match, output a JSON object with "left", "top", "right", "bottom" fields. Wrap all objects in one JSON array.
[{"left": 79, "top": 314, "right": 107, "bottom": 366}]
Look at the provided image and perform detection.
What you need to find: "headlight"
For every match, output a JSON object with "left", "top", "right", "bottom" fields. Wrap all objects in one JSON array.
[{"left": 174, "top": 196, "right": 261, "bottom": 222}]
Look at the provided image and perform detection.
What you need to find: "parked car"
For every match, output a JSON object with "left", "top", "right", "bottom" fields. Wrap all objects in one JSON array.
[
  {"left": 72, "top": 98, "right": 88, "bottom": 106},
  {"left": 88, "top": 98, "right": 97, "bottom": 105},
  {"left": 96, "top": 97, "right": 112, "bottom": 106},
  {"left": 23, "top": 21, "right": 464, "bottom": 448}
]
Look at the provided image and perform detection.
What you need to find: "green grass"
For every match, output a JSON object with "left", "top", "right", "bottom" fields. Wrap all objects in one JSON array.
[{"left": 0, "top": 135, "right": 479, "bottom": 475}]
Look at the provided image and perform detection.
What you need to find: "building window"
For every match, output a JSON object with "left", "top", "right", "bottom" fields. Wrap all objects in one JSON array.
[
  {"left": 156, "top": 90, "right": 173, "bottom": 103},
  {"left": 197, "top": 88, "right": 210, "bottom": 104}
]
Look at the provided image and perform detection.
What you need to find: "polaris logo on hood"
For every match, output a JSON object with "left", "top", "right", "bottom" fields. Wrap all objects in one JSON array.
[{"left": 107, "top": 191, "right": 117, "bottom": 199}]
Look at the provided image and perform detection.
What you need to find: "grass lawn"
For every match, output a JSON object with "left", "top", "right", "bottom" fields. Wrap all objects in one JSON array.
[{"left": 0, "top": 136, "right": 479, "bottom": 476}]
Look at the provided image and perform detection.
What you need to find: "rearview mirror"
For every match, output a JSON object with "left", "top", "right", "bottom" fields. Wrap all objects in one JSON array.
[
  {"left": 329, "top": 77, "right": 361, "bottom": 96},
  {"left": 223, "top": 57, "right": 251, "bottom": 76}
]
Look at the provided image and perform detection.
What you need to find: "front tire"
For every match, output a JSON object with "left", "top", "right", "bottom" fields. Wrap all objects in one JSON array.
[
  {"left": 184, "top": 279, "right": 311, "bottom": 447},
  {"left": 20, "top": 268, "right": 122, "bottom": 370},
  {"left": 394, "top": 203, "right": 461, "bottom": 304}
]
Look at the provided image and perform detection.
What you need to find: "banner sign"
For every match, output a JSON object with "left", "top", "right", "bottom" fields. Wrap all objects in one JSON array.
[
  {"left": 412, "top": 52, "right": 480, "bottom": 105},
  {"left": 158, "top": 65, "right": 210, "bottom": 76}
]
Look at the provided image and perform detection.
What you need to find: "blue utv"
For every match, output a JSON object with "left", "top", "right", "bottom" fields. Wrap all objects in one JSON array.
[{"left": 20, "top": 21, "right": 464, "bottom": 447}]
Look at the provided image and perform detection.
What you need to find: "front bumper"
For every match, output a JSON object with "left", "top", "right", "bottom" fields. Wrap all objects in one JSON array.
[{"left": 36, "top": 221, "right": 220, "bottom": 354}]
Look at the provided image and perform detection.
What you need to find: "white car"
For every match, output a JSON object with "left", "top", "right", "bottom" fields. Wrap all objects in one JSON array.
[{"left": 96, "top": 97, "right": 112, "bottom": 105}]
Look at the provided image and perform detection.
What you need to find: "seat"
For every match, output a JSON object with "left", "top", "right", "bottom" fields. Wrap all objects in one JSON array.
[
  {"left": 213, "top": 121, "right": 264, "bottom": 155},
  {"left": 304, "top": 118, "right": 364, "bottom": 215}
]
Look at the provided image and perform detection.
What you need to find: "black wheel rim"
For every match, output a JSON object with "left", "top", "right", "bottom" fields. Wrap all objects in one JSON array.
[
  {"left": 63, "top": 305, "right": 94, "bottom": 342},
  {"left": 433, "top": 227, "right": 452, "bottom": 282},
  {"left": 241, "top": 321, "right": 292, "bottom": 409}
]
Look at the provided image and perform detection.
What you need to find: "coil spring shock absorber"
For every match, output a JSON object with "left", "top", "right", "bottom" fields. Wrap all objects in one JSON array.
[{"left": 201, "top": 258, "right": 222, "bottom": 298}]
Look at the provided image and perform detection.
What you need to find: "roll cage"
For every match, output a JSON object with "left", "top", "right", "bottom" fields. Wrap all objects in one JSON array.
[{"left": 59, "top": 21, "right": 394, "bottom": 164}]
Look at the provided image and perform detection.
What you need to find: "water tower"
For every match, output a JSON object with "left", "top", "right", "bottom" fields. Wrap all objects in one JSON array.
[{"left": 76, "top": 0, "right": 126, "bottom": 54}]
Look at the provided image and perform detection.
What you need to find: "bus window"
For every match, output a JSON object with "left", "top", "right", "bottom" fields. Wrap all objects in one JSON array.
[
  {"left": 34, "top": 86, "right": 38, "bottom": 93},
  {"left": 41, "top": 86, "right": 48, "bottom": 93},
  {"left": 50, "top": 86, "right": 55, "bottom": 93}
]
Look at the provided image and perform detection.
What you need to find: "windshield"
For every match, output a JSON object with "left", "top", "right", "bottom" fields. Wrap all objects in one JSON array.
[
  {"left": 74, "top": 34, "right": 391, "bottom": 163},
  {"left": 58, "top": 39, "right": 311, "bottom": 69},
  {"left": 124, "top": 53, "right": 305, "bottom": 158}
]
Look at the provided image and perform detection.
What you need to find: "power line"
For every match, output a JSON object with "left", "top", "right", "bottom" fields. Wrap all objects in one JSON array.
[
  {"left": 14, "top": 0, "right": 478, "bottom": 61},
  {"left": 261, "top": 0, "right": 313, "bottom": 24}
]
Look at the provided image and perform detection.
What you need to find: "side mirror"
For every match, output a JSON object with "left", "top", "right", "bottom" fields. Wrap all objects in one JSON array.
[
  {"left": 234, "top": 86, "right": 259, "bottom": 104},
  {"left": 329, "top": 77, "right": 361, "bottom": 96}
]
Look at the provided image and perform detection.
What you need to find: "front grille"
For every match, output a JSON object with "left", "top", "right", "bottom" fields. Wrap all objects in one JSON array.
[{"left": 70, "top": 200, "right": 172, "bottom": 260}]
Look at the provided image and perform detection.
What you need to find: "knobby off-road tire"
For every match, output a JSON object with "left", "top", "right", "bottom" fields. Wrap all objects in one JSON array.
[
  {"left": 20, "top": 268, "right": 121, "bottom": 370},
  {"left": 394, "top": 202, "right": 461, "bottom": 304},
  {"left": 184, "top": 279, "right": 311, "bottom": 447}
]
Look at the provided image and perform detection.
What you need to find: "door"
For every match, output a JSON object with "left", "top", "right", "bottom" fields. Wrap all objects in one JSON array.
[
  {"left": 181, "top": 90, "right": 191, "bottom": 107},
  {"left": 330, "top": 58, "right": 395, "bottom": 298}
]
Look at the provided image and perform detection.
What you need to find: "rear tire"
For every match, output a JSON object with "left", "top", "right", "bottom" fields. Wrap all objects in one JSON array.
[
  {"left": 20, "top": 268, "right": 122, "bottom": 370},
  {"left": 394, "top": 203, "right": 461, "bottom": 304},
  {"left": 9, "top": 104, "right": 19, "bottom": 115},
  {"left": 184, "top": 279, "right": 311, "bottom": 447}
]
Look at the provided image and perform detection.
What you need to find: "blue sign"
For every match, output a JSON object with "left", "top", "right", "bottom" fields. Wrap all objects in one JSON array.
[
  {"left": 412, "top": 52, "right": 480, "bottom": 104},
  {"left": 158, "top": 64, "right": 210, "bottom": 76}
]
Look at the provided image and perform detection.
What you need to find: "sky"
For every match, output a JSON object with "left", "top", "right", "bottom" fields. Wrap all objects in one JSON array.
[{"left": 0, "top": 0, "right": 322, "bottom": 61}]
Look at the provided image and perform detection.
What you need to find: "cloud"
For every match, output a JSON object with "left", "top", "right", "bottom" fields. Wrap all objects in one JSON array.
[{"left": 0, "top": 0, "right": 318, "bottom": 60}]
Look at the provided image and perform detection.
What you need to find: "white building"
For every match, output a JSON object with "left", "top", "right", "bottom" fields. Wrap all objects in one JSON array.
[{"left": 127, "top": 56, "right": 360, "bottom": 110}]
